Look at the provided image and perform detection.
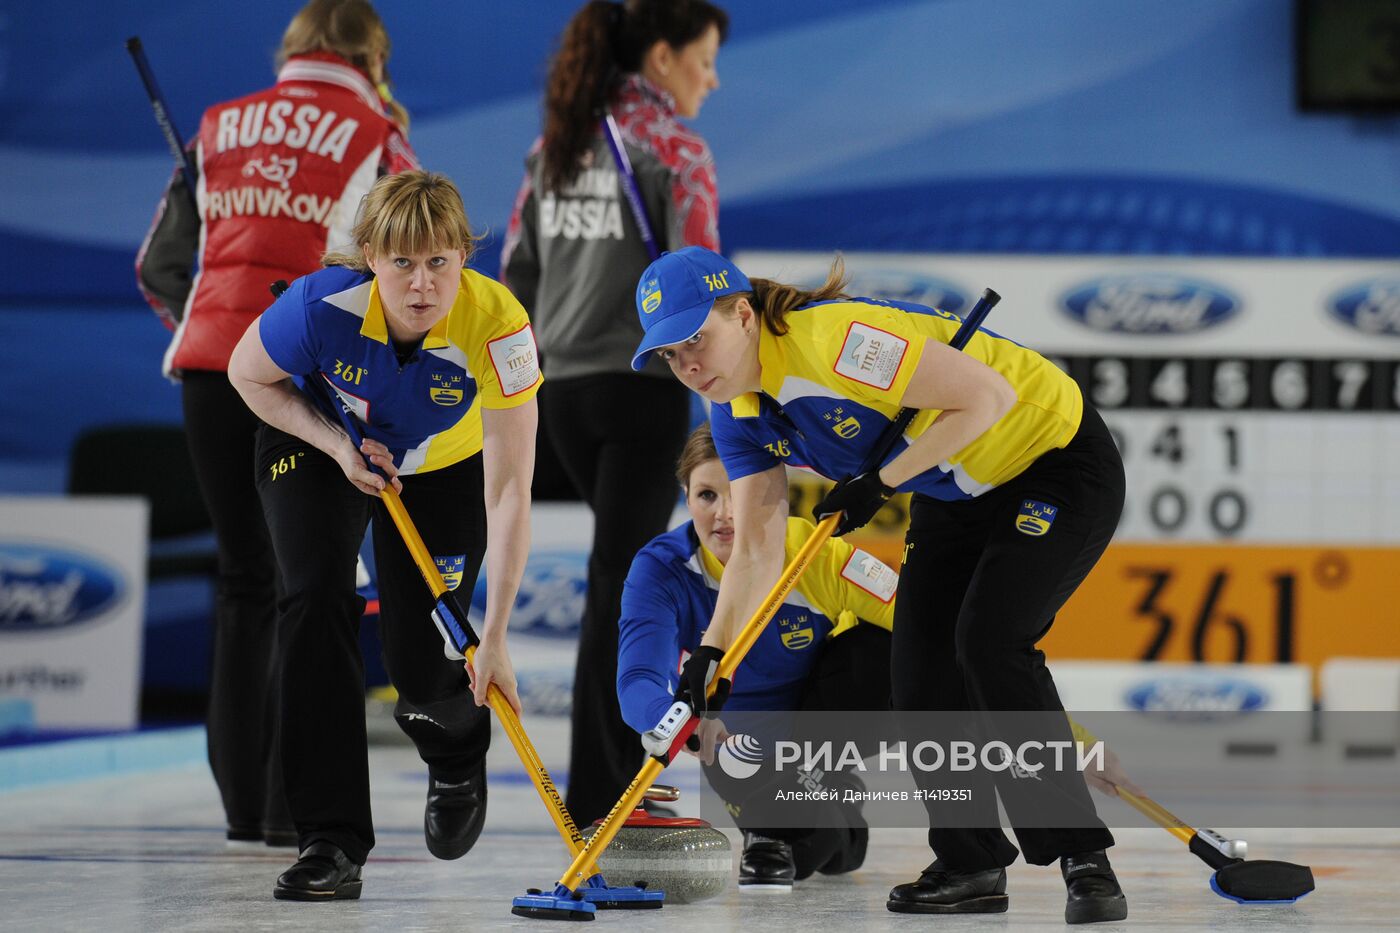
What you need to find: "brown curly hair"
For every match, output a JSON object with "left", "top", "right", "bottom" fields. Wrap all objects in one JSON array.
[{"left": 541, "top": 0, "right": 728, "bottom": 193}]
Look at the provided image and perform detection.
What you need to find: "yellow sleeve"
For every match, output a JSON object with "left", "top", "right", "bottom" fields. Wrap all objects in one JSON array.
[
  {"left": 463, "top": 272, "right": 543, "bottom": 410},
  {"left": 788, "top": 517, "right": 898, "bottom": 636},
  {"left": 795, "top": 301, "right": 933, "bottom": 413}
]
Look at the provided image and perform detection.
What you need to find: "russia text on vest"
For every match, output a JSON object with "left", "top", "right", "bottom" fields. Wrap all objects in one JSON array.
[{"left": 215, "top": 100, "right": 361, "bottom": 163}]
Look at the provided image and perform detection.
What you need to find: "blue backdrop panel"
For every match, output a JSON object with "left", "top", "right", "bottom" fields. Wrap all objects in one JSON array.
[
  {"left": 3, "top": 0, "right": 1397, "bottom": 314},
  {"left": 724, "top": 175, "right": 1400, "bottom": 257}
]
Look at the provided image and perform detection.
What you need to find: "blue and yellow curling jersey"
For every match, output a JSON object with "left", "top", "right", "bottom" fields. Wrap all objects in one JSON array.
[
  {"left": 711, "top": 297, "right": 1081, "bottom": 499},
  {"left": 616, "top": 517, "right": 896, "bottom": 734},
  {"left": 259, "top": 264, "right": 542, "bottom": 474}
]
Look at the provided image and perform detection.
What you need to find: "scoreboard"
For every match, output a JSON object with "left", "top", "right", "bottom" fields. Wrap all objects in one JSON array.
[
  {"left": 1052, "top": 353, "right": 1400, "bottom": 542},
  {"left": 738, "top": 251, "right": 1400, "bottom": 669}
]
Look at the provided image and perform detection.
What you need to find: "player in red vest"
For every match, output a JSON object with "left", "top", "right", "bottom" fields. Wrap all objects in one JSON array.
[{"left": 135, "top": 0, "right": 416, "bottom": 853}]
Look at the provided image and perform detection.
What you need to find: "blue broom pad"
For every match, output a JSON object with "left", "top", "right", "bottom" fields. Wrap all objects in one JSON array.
[{"left": 512, "top": 885, "right": 596, "bottom": 921}]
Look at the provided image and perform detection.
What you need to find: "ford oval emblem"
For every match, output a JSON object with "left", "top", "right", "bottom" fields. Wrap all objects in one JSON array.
[
  {"left": 1125, "top": 677, "right": 1267, "bottom": 720},
  {"left": 1328, "top": 279, "right": 1400, "bottom": 337},
  {"left": 1061, "top": 275, "right": 1240, "bottom": 334},
  {"left": 474, "top": 551, "right": 585, "bottom": 638},
  {"left": 0, "top": 543, "right": 125, "bottom": 632},
  {"left": 848, "top": 271, "right": 969, "bottom": 314}
]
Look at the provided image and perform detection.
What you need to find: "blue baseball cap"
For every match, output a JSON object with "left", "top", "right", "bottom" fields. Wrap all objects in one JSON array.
[{"left": 631, "top": 247, "right": 752, "bottom": 371}]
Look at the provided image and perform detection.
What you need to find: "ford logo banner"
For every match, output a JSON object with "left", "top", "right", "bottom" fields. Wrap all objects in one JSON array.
[
  {"left": 1328, "top": 279, "right": 1400, "bottom": 337},
  {"left": 847, "top": 271, "right": 969, "bottom": 314},
  {"left": 471, "top": 551, "right": 586, "bottom": 638},
  {"left": 1125, "top": 677, "right": 1268, "bottom": 720},
  {"left": 1061, "top": 275, "right": 1240, "bottom": 334},
  {"left": 0, "top": 544, "right": 125, "bottom": 632}
]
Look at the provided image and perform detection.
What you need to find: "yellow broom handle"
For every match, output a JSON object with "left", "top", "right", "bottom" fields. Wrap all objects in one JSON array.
[
  {"left": 717, "top": 513, "right": 838, "bottom": 682},
  {"left": 554, "top": 513, "right": 841, "bottom": 891},
  {"left": 377, "top": 488, "right": 590, "bottom": 857},
  {"left": 379, "top": 490, "right": 447, "bottom": 599},
  {"left": 557, "top": 759, "right": 667, "bottom": 889},
  {"left": 1117, "top": 788, "right": 1195, "bottom": 845},
  {"left": 480, "top": 676, "right": 587, "bottom": 853}
]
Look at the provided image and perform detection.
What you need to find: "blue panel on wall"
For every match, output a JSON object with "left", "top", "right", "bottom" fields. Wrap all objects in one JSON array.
[
  {"left": 0, "top": 229, "right": 146, "bottom": 303},
  {"left": 5, "top": 0, "right": 1397, "bottom": 303},
  {"left": 725, "top": 175, "right": 1400, "bottom": 257}
]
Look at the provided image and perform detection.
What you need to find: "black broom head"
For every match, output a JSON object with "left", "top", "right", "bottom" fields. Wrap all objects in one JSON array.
[{"left": 1211, "top": 859, "right": 1315, "bottom": 904}]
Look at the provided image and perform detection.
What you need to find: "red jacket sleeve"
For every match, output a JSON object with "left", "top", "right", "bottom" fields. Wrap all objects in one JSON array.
[
  {"left": 673, "top": 142, "right": 720, "bottom": 251},
  {"left": 500, "top": 167, "right": 540, "bottom": 311}
]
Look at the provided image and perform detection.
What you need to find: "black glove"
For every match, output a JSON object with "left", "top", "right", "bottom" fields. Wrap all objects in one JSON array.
[
  {"left": 677, "top": 645, "right": 731, "bottom": 750},
  {"left": 813, "top": 471, "right": 895, "bottom": 536}
]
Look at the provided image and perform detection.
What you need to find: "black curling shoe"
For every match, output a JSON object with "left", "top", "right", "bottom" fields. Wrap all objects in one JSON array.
[
  {"left": 273, "top": 842, "right": 362, "bottom": 901},
  {"left": 739, "top": 832, "right": 796, "bottom": 890},
  {"left": 424, "top": 762, "right": 487, "bottom": 860},
  {"left": 1062, "top": 850, "right": 1128, "bottom": 924},
  {"left": 886, "top": 860, "right": 1008, "bottom": 914}
]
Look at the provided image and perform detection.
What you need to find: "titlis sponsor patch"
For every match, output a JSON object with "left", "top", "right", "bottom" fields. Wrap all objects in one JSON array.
[
  {"left": 1060, "top": 274, "right": 1240, "bottom": 334},
  {"left": 0, "top": 544, "right": 124, "bottom": 632},
  {"left": 841, "top": 550, "right": 899, "bottom": 602},
  {"left": 835, "top": 322, "right": 909, "bottom": 390},
  {"left": 486, "top": 324, "right": 541, "bottom": 397},
  {"left": 1328, "top": 279, "right": 1400, "bottom": 337}
]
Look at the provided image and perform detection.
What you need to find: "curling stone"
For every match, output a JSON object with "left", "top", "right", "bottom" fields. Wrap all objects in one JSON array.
[{"left": 581, "top": 785, "right": 731, "bottom": 904}]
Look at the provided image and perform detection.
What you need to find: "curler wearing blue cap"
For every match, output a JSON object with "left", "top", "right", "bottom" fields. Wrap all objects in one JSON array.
[
  {"left": 631, "top": 246, "right": 751, "bottom": 371},
  {"left": 622, "top": 242, "right": 1133, "bottom": 923}
]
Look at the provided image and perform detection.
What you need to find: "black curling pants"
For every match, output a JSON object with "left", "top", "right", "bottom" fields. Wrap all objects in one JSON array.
[
  {"left": 543, "top": 374, "right": 691, "bottom": 826},
  {"left": 180, "top": 370, "right": 290, "bottom": 836},
  {"left": 891, "top": 403, "right": 1125, "bottom": 870},
  {"left": 255, "top": 425, "right": 490, "bottom": 865},
  {"left": 703, "top": 622, "right": 894, "bottom": 878}
]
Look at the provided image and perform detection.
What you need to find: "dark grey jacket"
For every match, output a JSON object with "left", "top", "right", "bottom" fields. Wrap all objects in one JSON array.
[{"left": 501, "top": 75, "right": 720, "bottom": 381}]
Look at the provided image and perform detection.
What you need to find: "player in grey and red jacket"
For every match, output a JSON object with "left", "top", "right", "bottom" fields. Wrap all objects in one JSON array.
[{"left": 499, "top": 0, "right": 729, "bottom": 832}]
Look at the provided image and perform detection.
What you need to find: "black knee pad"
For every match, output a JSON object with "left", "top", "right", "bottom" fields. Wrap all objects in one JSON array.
[{"left": 393, "top": 693, "right": 483, "bottom": 738}]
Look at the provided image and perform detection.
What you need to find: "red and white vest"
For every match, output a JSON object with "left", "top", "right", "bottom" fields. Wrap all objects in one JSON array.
[{"left": 139, "top": 52, "right": 418, "bottom": 374}]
